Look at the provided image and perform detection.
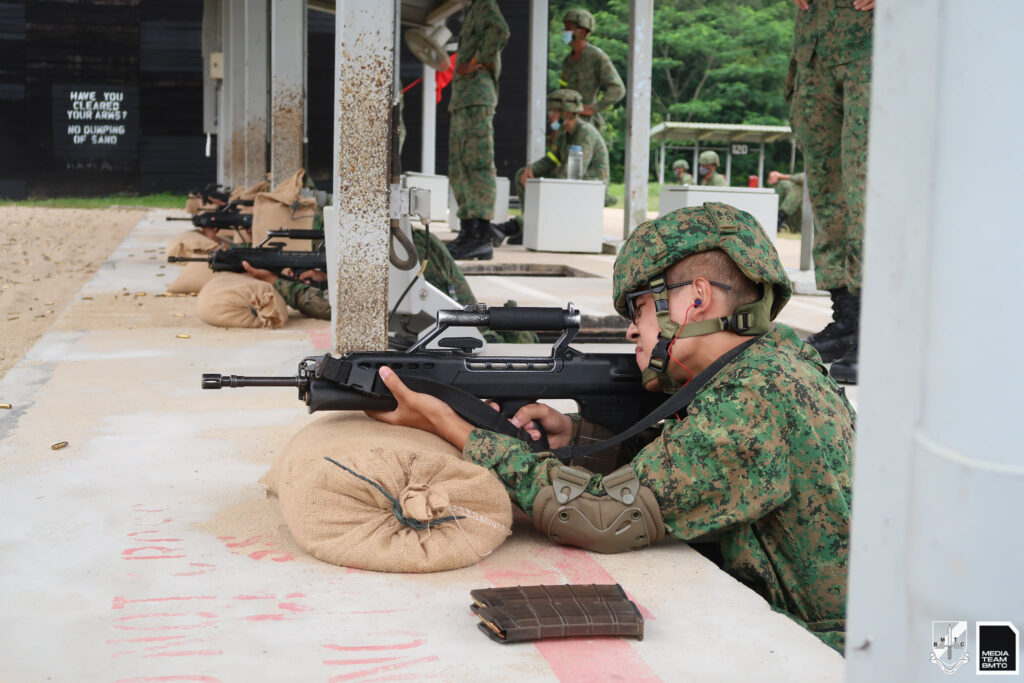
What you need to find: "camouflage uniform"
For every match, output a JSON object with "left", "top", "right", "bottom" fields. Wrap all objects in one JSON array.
[
  {"left": 787, "top": 0, "right": 873, "bottom": 293},
  {"left": 274, "top": 279, "right": 331, "bottom": 320},
  {"left": 559, "top": 44, "right": 625, "bottom": 130},
  {"left": 701, "top": 172, "right": 727, "bottom": 187},
  {"left": 775, "top": 172, "right": 805, "bottom": 231},
  {"left": 448, "top": 0, "right": 509, "bottom": 221},
  {"left": 461, "top": 205, "right": 854, "bottom": 652}
]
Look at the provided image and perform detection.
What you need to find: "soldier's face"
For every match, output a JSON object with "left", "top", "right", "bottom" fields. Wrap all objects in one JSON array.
[{"left": 626, "top": 284, "right": 698, "bottom": 383}]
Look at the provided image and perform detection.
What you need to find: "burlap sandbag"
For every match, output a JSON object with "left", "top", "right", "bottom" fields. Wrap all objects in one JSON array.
[
  {"left": 251, "top": 169, "right": 318, "bottom": 250},
  {"left": 195, "top": 273, "right": 289, "bottom": 328},
  {"left": 166, "top": 260, "right": 216, "bottom": 294},
  {"left": 185, "top": 196, "right": 221, "bottom": 214},
  {"left": 229, "top": 180, "right": 271, "bottom": 215},
  {"left": 165, "top": 230, "right": 221, "bottom": 260},
  {"left": 261, "top": 413, "right": 513, "bottom": 572}
]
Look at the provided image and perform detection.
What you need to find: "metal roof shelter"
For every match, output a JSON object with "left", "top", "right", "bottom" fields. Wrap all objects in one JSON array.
[{"left": 651, "top": 121, "right": 796, "bottom": 187}]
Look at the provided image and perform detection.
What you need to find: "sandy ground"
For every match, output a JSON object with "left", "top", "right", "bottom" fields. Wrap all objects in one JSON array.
[{"left": 0, "top": 207, "right": 144, "bottom": 379}]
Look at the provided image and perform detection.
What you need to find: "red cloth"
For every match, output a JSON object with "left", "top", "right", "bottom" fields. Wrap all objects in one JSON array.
[{"left": 435, "top": 53, "right": 456, "bottom": 103}]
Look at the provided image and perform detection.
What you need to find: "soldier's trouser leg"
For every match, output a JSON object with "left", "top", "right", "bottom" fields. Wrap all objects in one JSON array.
[
  {"left": 789, "top": 56, "right": 870, "bottom": 294},
  {"left": 449, "top": 106, "right": 496, "bottom": 222},
  {"left": 412, "top": 228, "right": 477, "bottom": 307}
]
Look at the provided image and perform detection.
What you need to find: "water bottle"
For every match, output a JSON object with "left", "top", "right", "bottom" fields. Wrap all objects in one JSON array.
[{"left": 567, "top": 145, "right": 584, "bottom": 180}]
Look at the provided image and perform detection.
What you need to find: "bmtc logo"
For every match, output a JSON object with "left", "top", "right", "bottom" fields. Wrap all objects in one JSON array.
[{"left": 931, "top": 621, "right": 970, "bottom": 675}]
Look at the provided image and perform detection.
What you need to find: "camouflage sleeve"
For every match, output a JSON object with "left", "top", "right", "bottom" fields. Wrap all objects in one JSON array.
[
  {"left": 778, "top": 180, "right": 803, "bottom": 216},
  {"left": 474, "top": 0, "right": 509, "bottom": 74},
  {"left": 272, "top": 278, "right": 331, "bottom": 320},
  {"left": 413, "top": 228, "right": 477, "bottom": 308},
  {"left": 792, "top": 172, "right": 805, "bottom": 185},
  {"left": 529, "top": 149, "right": 559, "bottom": 178},
  {"left": 710, "top": 174, "right": 728, "bottom": 187},
  {"left": 594, "top": 52, "right": 625, "bottom": 113},
  {"left": 463, "top": 371, "right": 791, "bottom": 536}
]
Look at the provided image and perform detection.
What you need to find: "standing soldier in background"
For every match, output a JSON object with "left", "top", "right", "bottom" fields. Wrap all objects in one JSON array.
[
  {"left": 491, "top": 89, "right": 609, "bottom": 246},
  {"left": 787, "top": 0, "right": 874, "bottom": 384},
  {"left": 446, "top": 0, "right": 510, "bottom": 262},
  {"left": 768, "top": 170, "right": 805, "bottom": 232},
  {"left": 559, "top": 8, "right": 625, "bottom": 131},
  {"left": 698, "top": 151, "right": 727, "bottom": 186},
  {"left": 672, "top": 159, "right": 695, "bottom": 185}
]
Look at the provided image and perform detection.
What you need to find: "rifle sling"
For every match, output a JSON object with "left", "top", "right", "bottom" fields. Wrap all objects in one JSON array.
[{"left": 548, "top": 337, "right": 759, "bottom": 463}]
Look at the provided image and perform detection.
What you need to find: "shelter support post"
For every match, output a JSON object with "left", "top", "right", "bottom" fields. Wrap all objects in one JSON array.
[
  {"left": 225, "top": 0, "right": 247, "bottom": 188},
  {"left": 201, "top": 0, "right": 221, "bottom": 175},
  {"left": 757, "top": 142, "right": 765, "bottom": 187},
  {"left": 270, "top": 0, "right": 306, "bottom": 186},
  {"left": 658, "top": 140, "right": 665, "bottom": 185},
  {"left": 622, "top": 0, "right": 654, "bottom": 238},
  {"left": 420, "top": 65, "right": 436, "bottom": 174},
  {"left": 526, "top": 0, "right": 549, "bottom": 166},
  {"left": 799, "top": 173, "right": 813, "bottom": 271},
  {"left": 243, "top": 0, "right": 268, "bottom": 186},
  {"left": 725, "top": 149, "right": 732, "bottom": 185},
  {"left": 327, "top": 0, "right": 394, "bottom": 354}
]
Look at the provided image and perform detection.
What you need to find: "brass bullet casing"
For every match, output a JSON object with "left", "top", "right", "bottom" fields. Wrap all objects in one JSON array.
[
  {"left": 176, "top": 334, "right": 191, "bottom": 339},
  {"left": 0, "top": 403, "right": 12, "bottom": 409},
  {"left": 51, "top": 441, "right": 69, "bottom": 450}
]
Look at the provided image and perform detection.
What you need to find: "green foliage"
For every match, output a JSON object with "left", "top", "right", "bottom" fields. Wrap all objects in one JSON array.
[
  {"left": 0, "top": 193, "right": 182, "bottom": 209},
  {"left": 545, "top": 0, "right": 799, "bottom": 183}
]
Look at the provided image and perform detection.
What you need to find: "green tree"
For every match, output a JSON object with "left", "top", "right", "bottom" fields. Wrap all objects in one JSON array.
[{"left": 546, "top": 0, "right": 798, "bottom": 183}]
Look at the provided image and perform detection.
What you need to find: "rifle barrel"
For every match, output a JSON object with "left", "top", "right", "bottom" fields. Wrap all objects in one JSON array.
[
  {"left": 202, "top": 373, "right": 305, "bottom": 389},
  {"left": 167, "top": 256, "right": 210, "bottom": 263}
]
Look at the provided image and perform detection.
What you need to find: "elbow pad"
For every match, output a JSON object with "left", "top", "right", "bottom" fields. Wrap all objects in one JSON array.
[{"left": 532, "top": 465, "right": 665, "bottom": 554}]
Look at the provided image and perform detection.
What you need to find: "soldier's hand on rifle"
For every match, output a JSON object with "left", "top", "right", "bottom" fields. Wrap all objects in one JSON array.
[
  {"left": 510, "top": 404, "right": 574, "bottom": 449},
  {"left": 520, "top": 168, "right": 535, "bottom": 186},
  {"left": 241, "top": 260, "right": 279, "bottom": 284},
  {"left": 366, "top": 366, "right": 475, "bottom": 451},
  {"left": 297, "top": 269, "right": 328, "bottom": 285}
]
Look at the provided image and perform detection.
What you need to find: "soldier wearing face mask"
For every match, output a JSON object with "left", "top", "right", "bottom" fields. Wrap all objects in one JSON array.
[
  {"left": 698, "top": 150, "right": 728, "bottom": 187},
  {"left": 557, "top": 8, "right": 624, "bottom": 130}
]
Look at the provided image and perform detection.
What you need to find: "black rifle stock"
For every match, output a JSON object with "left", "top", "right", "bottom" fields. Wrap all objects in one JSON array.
[{"left": 201, "top": 305, "right": 665, "bottom": 454}]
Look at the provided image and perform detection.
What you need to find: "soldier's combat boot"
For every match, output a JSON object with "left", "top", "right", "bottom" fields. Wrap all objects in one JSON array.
[
  {"left": 490, "top": 218, "right": 523, "bottom": 247},
  {"left": 444, "top": 219, "right": 474, "bottom": 254},
  {"left": 448, "top": 219, "right": 493, "bottom": 261},
  {"left": 829, "top": 343, "right": 858, "bottom": 384},
  {"left": 804, "top": 288, "right": 859, "bottom": 363}
]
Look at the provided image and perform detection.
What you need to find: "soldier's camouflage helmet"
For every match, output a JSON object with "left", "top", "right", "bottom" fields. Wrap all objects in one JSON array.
[
  {"left": 563, "top": 8, "right": 595, "bottom": 33},
  {"left": 672, "top": 159, "right": 690, "bottom": 171},
  {"left": 698, "top": 150, "right": 720, "bottom": 166},
  {"left": 613, "top": 202, "right": 792, "bottom": 323},
  {"left": 547, "top": 88, "right": 584, "bottom": 114}
]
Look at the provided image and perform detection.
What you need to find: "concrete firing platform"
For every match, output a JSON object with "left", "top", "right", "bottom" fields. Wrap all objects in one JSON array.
[{"left": 0, "top": 211, "right": 845, "bottom": 681}]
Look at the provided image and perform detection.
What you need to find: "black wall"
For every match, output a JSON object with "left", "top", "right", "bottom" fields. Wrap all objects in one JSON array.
[
  {"left": 0, "top": 0, "right": 212, "bottom": 198},
  {"left": 0, "top": 1, "right": 529, "bottom": 198}
]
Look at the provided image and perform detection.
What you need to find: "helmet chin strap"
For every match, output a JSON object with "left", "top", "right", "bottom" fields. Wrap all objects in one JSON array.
[{"left": 640, "top": 275, "right": 774, "bottom": 394}]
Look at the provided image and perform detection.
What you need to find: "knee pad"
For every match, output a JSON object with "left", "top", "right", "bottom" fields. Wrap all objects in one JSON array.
[{"left": 532, "top": 465, "right": 665, "bottom": 554}]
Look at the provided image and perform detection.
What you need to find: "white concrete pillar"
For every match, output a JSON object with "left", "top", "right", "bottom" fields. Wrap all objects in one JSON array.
[
  {"left": 622, "top": 0, "right": 654, "bottom": 237},
  {"left": 846, "top": 1, "right": 1024, "bottom": 678},
  {"left": 216, "top": 0, "right": 232, "bottom": 185},
  {"left": 270, "top": 0, "right": 306, "bottom": 185},
  {"left": 327, "top": 0, "right": 394, "bottom": 354},
  {"left": 226, "top": 0, "right": 247, "bottom": 188},
  {"left": 526, "top": 0, "right": 549, "bottom": 165},
  {"left": 420, "top": 64, "right": 436, "bottom": 174},
  {"left": 244, "top": 0, "right": 268, "bottom": 186},
  {"left": 201, "top": 0, "right": 220, "bottom": 145},
  {"left": 658, "top": 139, "right": 665, "bottom": 185}
]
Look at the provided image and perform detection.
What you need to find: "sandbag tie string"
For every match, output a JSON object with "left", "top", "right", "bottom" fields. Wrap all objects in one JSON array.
[{"left": 323, "top": 457, "right": 464, "bottom": 530}]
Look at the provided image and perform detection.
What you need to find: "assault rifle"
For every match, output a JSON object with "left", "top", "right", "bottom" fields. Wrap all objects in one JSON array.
[
  {"left": 167, "top": 230, "right": 326, "bottom": 284},
  {"left": 201, "top": 305, "right": 665, "bottom": 458},
  {"left": 188, "top": 183, "right": 231, "bottom": 205}
]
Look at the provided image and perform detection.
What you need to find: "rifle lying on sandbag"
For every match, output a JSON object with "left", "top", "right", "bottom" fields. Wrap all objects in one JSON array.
[
  {"left": 167, "top": 229, "right": 326, "bottom": 286},
  {"left": 166, "top": 202, "right": 255, "bottom": 236},
  {"left": 201, "top": 305, "right": 666, "bottom": 463}
]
